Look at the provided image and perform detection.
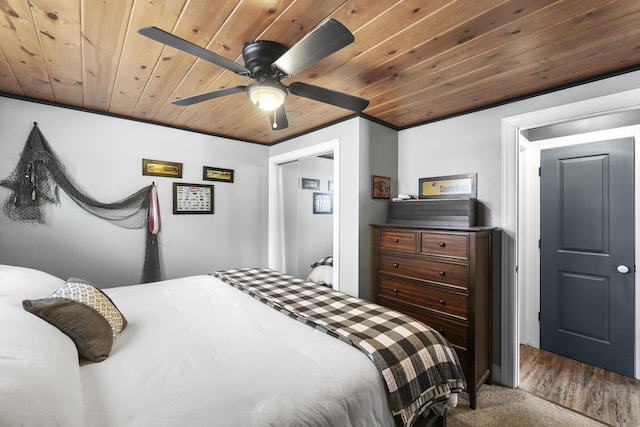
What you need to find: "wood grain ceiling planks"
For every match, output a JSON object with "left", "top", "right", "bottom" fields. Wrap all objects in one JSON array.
[{"left": 0, "top": 0, "right": 639, "bottom": 144}]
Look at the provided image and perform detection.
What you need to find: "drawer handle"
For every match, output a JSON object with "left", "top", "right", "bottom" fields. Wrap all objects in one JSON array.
[
  {"left": 393, "top": 263, "right": 399, "bottom": 268},
  {"left": 393, "top": 238, "right": 399, "bottom": 243},
  {"left": 439, "top": 242, "right": 446, "bottom": 247},
  {"left": 393, "top": 288, "right": 399, "bottom": 293},
  {"left": 439, "top": 299, "right": 446, "bottom": 305},
  {"left": 439, "top": 271, "right": 446, "bottom": 276}
]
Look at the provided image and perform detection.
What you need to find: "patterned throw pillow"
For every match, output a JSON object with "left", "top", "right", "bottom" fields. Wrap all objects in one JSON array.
[
  {"left": 310, "top": 256, "right": 333, "bottom": 268},
  {"left": 49, "top": 278, "right": 127, "bottom": 336}
]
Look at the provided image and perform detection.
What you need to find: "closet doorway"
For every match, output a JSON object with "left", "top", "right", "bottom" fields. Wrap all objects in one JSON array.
[
  {"left": 281, "top": 155, "right": 334, "bottom": 281},
  {"left": 268, "top": 139, "right": 340, "bottom": 289}
]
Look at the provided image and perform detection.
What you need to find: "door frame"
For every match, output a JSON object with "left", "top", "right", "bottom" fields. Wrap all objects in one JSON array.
[
  {"left": 268, "top": 139, "right": 340, "bottom": 290},
  {"left": 500, "top": 88, "right": 640, "bottom": 387}
]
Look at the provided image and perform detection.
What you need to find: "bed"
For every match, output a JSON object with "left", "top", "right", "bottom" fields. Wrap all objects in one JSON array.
[{"left": 0, "top": 264, "right": 465, "bottom": 427}]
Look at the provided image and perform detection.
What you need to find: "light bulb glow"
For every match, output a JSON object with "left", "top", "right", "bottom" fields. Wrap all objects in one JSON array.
[{"left": 248, "top": 83, "right": 286, "bottom": 111}]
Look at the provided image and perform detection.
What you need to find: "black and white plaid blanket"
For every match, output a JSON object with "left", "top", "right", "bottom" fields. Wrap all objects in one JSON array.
[{"left": 212, "top": 268, "right": 466, "bottom": 426}]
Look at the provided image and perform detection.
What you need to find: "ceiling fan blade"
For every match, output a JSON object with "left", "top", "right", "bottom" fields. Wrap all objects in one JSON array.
[
  {"left": 288, "top": 82, "right": 369, "bottom": 112},
  {"left": 138, "top": 26, "right": 250, "bottom": 76},
  {"left": 171, "top": 86, "right": 247, "bottom": 106},
  {"left": 273, "top": 19, "right": 354, "bottom": 76},
  {"left": 267, "top": 105, "right": 289, "bottom": 130}
]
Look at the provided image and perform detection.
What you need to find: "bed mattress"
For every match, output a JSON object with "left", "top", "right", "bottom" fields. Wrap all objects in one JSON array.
[{"left": 81, "top": 274, "right": 398, "bottom": 427}]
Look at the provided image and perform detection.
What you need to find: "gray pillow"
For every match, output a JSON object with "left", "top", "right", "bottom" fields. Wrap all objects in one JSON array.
[{"left": 23, "top": 297, "right": 113, "bottom": 362}]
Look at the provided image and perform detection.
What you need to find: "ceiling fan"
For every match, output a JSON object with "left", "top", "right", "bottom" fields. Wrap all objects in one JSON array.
[{"left": 138, "top": 19, "right": 369, "bottom": 130}]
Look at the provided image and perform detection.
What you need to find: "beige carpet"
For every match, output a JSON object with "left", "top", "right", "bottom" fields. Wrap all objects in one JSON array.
[{"left": 447, "top": 385, "right": 608, "bottom": 426}]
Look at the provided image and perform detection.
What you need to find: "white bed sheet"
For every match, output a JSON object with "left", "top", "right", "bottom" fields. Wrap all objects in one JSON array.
[{"left": 82, "top": 275, "right": 397, "bottom": 427}]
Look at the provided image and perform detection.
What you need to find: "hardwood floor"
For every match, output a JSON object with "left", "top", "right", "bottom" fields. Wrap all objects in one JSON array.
[{"left": 519, "top": 344, "right": 640, "bottom": 427}]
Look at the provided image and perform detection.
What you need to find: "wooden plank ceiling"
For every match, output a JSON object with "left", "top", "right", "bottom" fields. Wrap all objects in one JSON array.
[{"left": 1, "top": 0, "right": 639, "bottom": 145}]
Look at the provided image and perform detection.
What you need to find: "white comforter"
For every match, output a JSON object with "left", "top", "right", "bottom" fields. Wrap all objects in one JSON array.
[{"left": 82, "top": 275, "right": 397, "bottom": 427}]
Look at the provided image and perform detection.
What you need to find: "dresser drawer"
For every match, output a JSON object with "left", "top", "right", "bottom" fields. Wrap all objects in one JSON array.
[
  {"left": 379, "top": 254, "right": 469, "bottom": 288},
  {"left": 378, "top": 276, "right": 468, "bottom": 320},
  {"left": 379, "top": 229, "right": 416, "bottom": 253},
  {"left": 420, "top": 232, "right": 468, "bottom": 258},
  {"left": 378, "top": 296, "right": 468, "bottom": 350}
]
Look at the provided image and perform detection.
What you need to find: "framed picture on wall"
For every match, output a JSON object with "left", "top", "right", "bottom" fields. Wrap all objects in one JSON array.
[
  {"left": 142, "top": 159, "right": 182, "bottom": 178},
  {"left": 313, "top": 192, "right": 333, "bottom": 214},
  {"left": 173, "top": 183, "right": 214, "bottom": 214},
  {"left": 301, "top": 178, "right": 320, "bottom": 190},
  {"left": 372, "top": 175, "right": 391, "bottom": 199},
  {"left": 203, "top": 166, "right": 234, "bottom": 183},
  {"left": 419, "top": 173, "right": 477, "bottom": 199}
]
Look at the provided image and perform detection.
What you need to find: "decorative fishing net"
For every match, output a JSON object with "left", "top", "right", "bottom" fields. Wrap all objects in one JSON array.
[{"left": 1, "top": 123, "right": 161, "bottom": 283}]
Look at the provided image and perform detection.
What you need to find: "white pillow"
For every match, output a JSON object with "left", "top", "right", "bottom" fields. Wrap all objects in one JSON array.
[
  {"left": 0, "top": 264, "right": 64, "bottom": 306},
  {"left": 306, "top": 265, "right": 333, "bottom": 286},
  {"left": 0, "top": 301, "right": 83, "bottom": 427}
]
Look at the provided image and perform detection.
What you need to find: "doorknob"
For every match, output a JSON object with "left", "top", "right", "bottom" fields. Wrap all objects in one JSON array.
[{"left": 617, "top": 265, "right": 630, "bottom": 274}]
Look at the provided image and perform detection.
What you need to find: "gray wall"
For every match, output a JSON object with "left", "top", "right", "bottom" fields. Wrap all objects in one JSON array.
[
  {"left": 0, "top": 97, "right": 269, "bottom": 287},
  {"left": 358, "top": 120, "right": 398, "bottom": 301}
]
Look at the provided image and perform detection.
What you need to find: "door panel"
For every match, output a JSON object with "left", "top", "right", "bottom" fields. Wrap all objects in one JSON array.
[{"left": 540, "top": 138, "right": 635, "bottom": 377}]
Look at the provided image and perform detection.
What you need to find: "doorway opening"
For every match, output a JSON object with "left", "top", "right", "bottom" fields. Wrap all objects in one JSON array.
[
  {"left": 268, "top": 139, "right": 340, "bottom": 290},
  {"left": 281, "top": 155, "right": 334, "bottom": 282},
  {"left": 500, "top": 88, "right": 640, "bottom": 388},
  {"left": 520, "top": 132, "right": 638, "bottom": 378}
]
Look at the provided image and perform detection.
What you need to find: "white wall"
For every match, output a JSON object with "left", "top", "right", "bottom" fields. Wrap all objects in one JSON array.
[
  {"left": 0, "top": 97, "right": 269, "bottom": 287},
  {"left": 398, "top": 108, "right": 503, "bottom": 226},
  {"left": 398, "top": 70, "right": 640, "bottom": 227}
]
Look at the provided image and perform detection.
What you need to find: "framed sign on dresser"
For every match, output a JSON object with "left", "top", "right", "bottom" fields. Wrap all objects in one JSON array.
[{"left": 372, "top": 224, "right": 497, "bottom": 409}]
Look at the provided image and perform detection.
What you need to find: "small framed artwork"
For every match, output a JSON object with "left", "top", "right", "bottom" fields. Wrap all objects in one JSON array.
[
  {"left": 313, "top": 192, "right": 333, "bottom": 214},
  {"left": 328, "top": 180, "right": 334, "bottom": 192},
  {"left": 173, "top": 183, "right": 214, "bottom": 214},
  {"left": 142, "top": 159, "right": 182, "bottom": 178},
  {"left": 203, "top": 166, "right": 234, "bottom": 183},
  {"left": 419, "top": 173, "right": 477, "bottom": 199},
  {"left": 372, "top": 175, "right": 391, "bottom": 199},
  {"left": 301, "top": 178, "right": 320, "bottom": 190}
]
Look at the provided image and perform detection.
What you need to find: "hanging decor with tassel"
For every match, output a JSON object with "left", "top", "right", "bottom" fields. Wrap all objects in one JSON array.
[{"left": 0, "top": 123, "right": 162, "bottom": 283}]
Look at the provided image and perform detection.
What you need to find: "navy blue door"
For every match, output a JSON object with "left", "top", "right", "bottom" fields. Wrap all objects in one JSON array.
[{"left": 540, "top": 138, "right": 635, "bottom": 377}]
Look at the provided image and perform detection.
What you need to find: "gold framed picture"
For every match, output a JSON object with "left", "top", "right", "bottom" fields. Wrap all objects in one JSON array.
[
  {"left": 418, "top": 173, "right": 477, "bottom": 199},
  {"left": 142, "top": 159, "right": 182, "bottom": 178},
  {"left": 203, "top": 166, "right": 234, "bottom": 183}
]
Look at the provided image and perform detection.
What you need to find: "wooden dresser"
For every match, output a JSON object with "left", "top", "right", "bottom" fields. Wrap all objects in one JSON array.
[{"left": 372, "top": 224, "right": 496, "bottom": 409}]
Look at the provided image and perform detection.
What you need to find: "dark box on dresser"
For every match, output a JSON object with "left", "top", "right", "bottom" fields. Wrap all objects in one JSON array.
[{"left": 386, "top": 198, "right": 477, "bottom": 227}]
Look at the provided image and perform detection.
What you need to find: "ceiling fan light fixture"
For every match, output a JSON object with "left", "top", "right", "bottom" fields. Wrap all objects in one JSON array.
[{"left": 248, "top": 82, "right": 287, "bottom": 111}]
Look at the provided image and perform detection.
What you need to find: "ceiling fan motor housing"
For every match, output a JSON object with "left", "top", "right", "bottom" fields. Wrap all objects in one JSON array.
[{"left": 242, "top": 40, "right": 288, "bottom": 80}]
